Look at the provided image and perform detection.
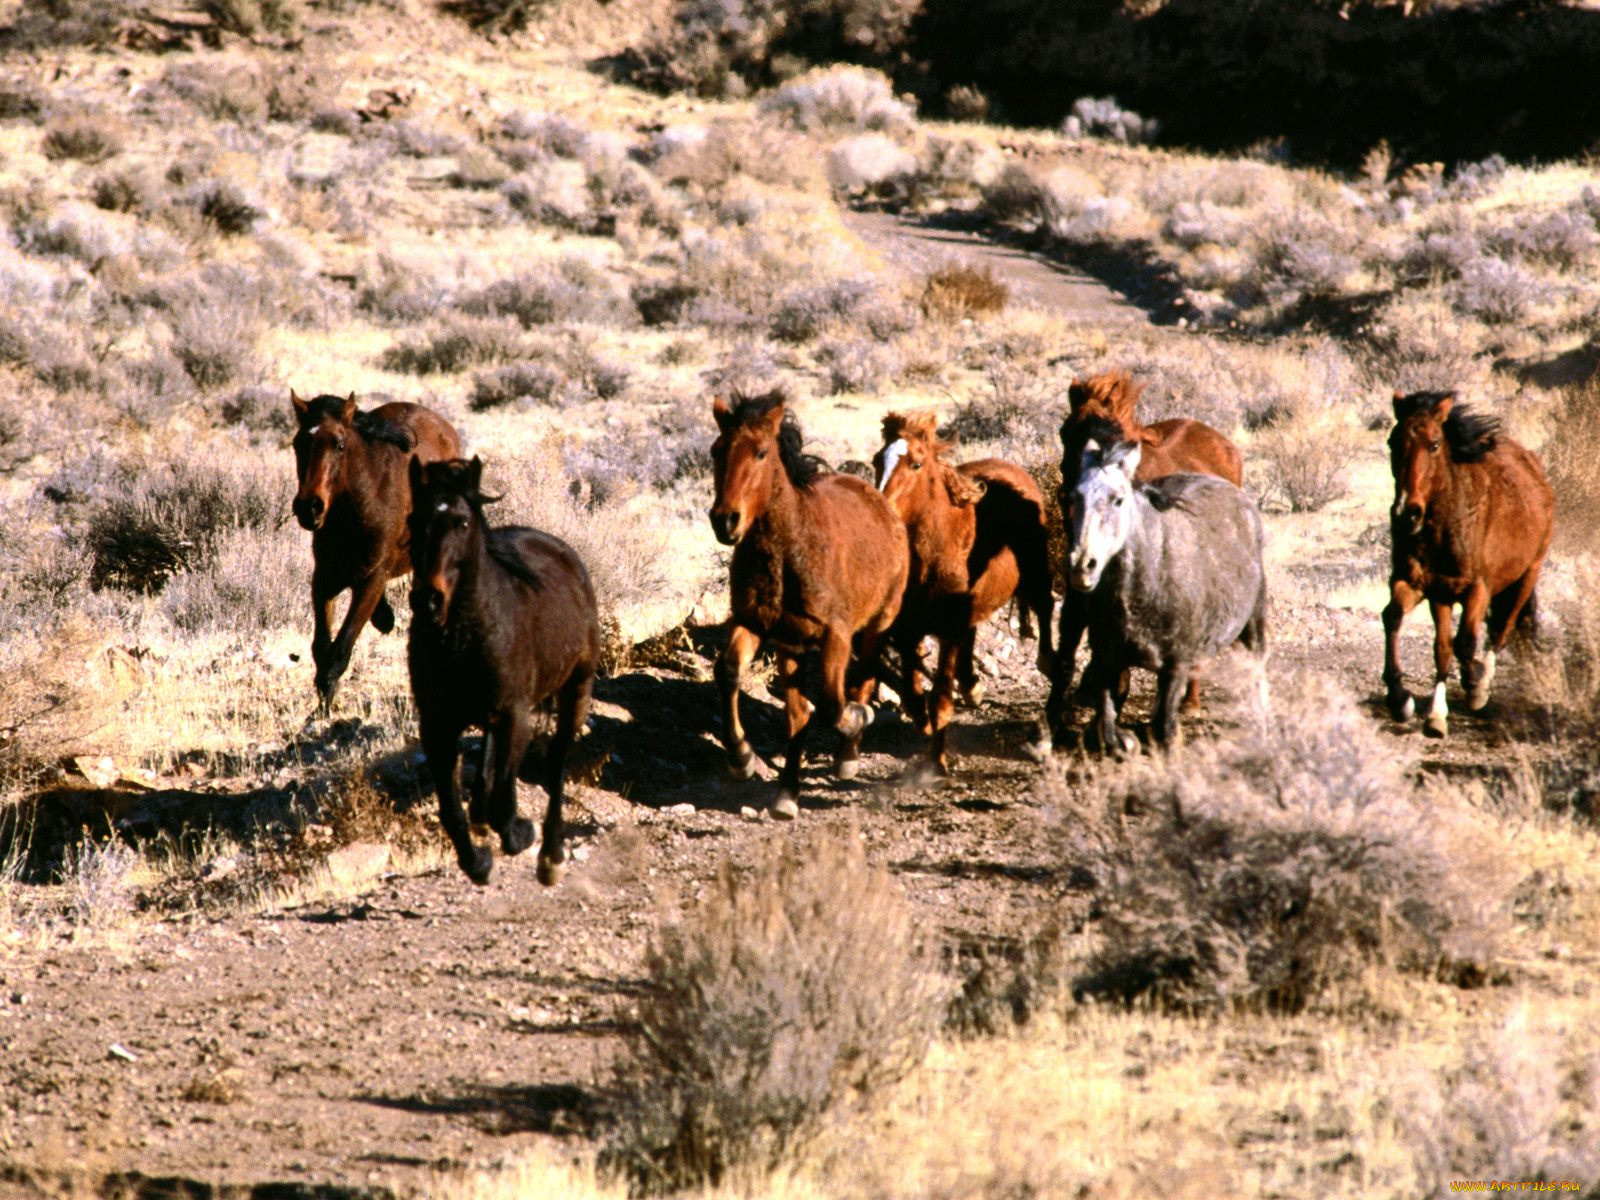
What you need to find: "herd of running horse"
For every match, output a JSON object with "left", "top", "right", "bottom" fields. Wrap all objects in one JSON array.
[{"left": 287, "top": 371, "right": 1556, "bottom": 885}]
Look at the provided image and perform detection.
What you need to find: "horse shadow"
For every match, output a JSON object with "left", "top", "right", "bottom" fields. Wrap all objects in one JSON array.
[{"left": 358, "top": 1081, "right": 597, "bottom": 1138}]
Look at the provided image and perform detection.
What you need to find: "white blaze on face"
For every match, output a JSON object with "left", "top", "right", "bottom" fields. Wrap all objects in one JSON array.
[
  {"left": 1067, "top": 456, "right": 1134, "bottom": 593},
  {"left": 877, "top": 438, "right": 908, "bottom": 490}
]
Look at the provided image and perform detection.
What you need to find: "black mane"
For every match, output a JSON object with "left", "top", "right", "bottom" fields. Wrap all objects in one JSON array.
[
  {"left": 1394, "top": 391, "right": 1499, "bottom": 463},
  {"left": 303, "top": 394, "right": 416, "bottom": 451},
  {"left": 486, "top": 530, "right": 543, "bottom": 591},
  {"left": 729, "top": 388, "right": 829, "bottom": 489},
  {"left": 420, "top": 461, "right": 543, "bottom": 590}
]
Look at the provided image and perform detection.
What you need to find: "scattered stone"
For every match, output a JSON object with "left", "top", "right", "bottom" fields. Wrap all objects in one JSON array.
[
  {"left": 662, "top": 802, "right": 696, "bottom": 816},
  {"left": 739, "top": 806, "right": 761, "bottom": 822},
  {"left": 108, "top": 1043, "right": 138, "bottom": 1062}
]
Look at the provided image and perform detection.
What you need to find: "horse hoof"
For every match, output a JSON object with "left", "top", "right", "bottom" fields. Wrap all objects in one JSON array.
[
  {"left": 960, "top": 681, "right": 986, "bottom": 708},
  {"left": 371, "top": 597, "right": 396, "bottom": 635},
  {"left": 1390, "top": 693, "right": 1415, "bottom": 722},
  {"left": 1113, "top": 729, "right": 1141, "bottom": 759},
  {"left": 837, "top": 702, "right": 873, "bottom": 739},
  {"left": 1424, "top": 716, "right": 1448, "bottom": 739},
  {"left": 502, "top": 818, "right": 535, "bottom": 856},
  {"left": 1467, "top": 688, "right": 1491, "bottom": 713},
  {"left": 726, "top": 744, "right": 757, "bottom": 780},
  {"left": 461, "top": 848, "right": 493, "bottom": 886},
  {"left": 834, "top": 756, "right": 860, "bottom": 781},
  {"left": 536, "top": 855, "right": 565, "bottom": 887},
  {"left": 1025, "top": 729, "right": 1052, "bottom": 763},
  {"left": 770, "top": 795, "right": 800, "bottom": 821}
]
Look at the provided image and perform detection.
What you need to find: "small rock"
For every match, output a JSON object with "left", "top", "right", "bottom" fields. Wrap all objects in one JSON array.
[
  {"left": 108, "top": 1043, "right": 138, "bottom": 1062},
  {"left": 662, "top": 802, "right": 696, "bottom": 816},
  {"left": 739, "top": 806, "right": 761, "bottom": 822}
]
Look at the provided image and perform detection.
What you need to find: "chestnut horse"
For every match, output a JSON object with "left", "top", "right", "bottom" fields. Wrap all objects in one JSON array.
[
  {"left": 1384, "top": 390, "right": 1553, "bottom": 737},
  {"left": 291, "top": 391, "right": 460, "bottom": 712},
  {"left": 407, "top": 457, "right": 599, "bottom": 885},
  {"left": 1045, "top": 370, "right": 1243, "bottom": 745},
  {"left": 872, "top": 410, "right": 1054, "bottom": 774},
  {"left": 710, "top": 390, "right": 908, "bottom": 818}
]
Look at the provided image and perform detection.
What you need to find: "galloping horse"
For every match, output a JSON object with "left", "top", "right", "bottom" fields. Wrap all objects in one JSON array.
[
  {"left": 872, "top": 410, "right": 1054, "bottom": 775},
  {"left": 1383, "top": 390, "right": 1553, "bottom": 737},
  {"left": 710, "top": 390, "right": 908, "bottom": 817},
  {"left": 1046, "top": 370, "right": 1243, "bottom": 745},
  {"left": 290, "top": 391, "right": 460, "bottom": 711},
  {"left": 1066, "top": 421, "right": 1266, "bottom": 754},
  {"left": 407, "top": 457, "right": 599, "bottom": 886}
]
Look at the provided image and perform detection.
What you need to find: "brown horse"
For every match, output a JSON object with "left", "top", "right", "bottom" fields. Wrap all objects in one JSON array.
[
  {"left": 407, "top": 457, "right": 600, "bottom": 885},
  {"left": 1045, "top": 370, "right": 1243, "bottom": 745},
  {"left": 872, "top": 410, "right": 1054, "bottom": 774},
  {"left": 710, "top": 390, "right": 908, "bottom": 818},
  {"left": 1384, "top": 390, "right": 1553, "bottom": 737},
  {"left": 290, "top": 391, "right": 460, "bottom": 712}
]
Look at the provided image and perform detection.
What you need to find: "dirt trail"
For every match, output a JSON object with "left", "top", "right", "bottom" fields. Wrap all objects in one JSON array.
[{"left": 842, "top": 210, "right": 1152, "bottom": 327}]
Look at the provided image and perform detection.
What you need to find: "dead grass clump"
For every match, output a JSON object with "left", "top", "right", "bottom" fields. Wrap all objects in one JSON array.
[
  {"left": 457, "top": 259, "right": 636, "bottom": 329},
  {"left": 819, "top": 335, "right": 900, "bottom": 395},
  {"left": 1544, "top": 376, "right": 1600, "bottom": 548},
  {"left": 602, "top": 831, "right": 938, "bottom": 1193},
  {"left": 1402, "top": 1008, "right": 1600, "bottom": 1191},
  {"left": 197, "top": 183, "right": 263, "bottom": 236},
  {"left": 1453, "top": 256, "right": 1550, "bottom": 326},
  {"left": 170, "top": 294, "right": 264, "bottom": 391},
  {"left": 380, "top": 316, "right": 525, "bottom": 375},
  {"left": 439, "top": 0, "right": 549, "bottom": 34},
  {"left": 469, "top": 361, "right": 563, "bottom": 411},
  {"left": 42, "top": 111, "right": 124, "bottom": 164},
  {"left": 1063, "top": 671, "right": 1509, "bottom": 1014},
  {"left": 356, "top": 257, "right": 452, "bottom": 324},
  {"left": 91, "top": 169, "right": 159, "bottom": 215},
  {"left": 162, "top": 525, "right": 301, "bottom": 633},
  {"left": 920, "top": 264, "right": 1008, "bottom": 321},
  {"left": 199, "top": 0, "right": 304, "bottom": 37}
]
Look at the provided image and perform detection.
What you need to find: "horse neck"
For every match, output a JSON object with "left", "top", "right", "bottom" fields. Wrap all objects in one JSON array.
[
  {"left": 1110, "top": 492, "right": 1164, "bottom": 591},
  {"left": 333, "top": 433, "right": 382, "bottom": 516},
  {"left": 749, "top": 466, "right": 804, "bottom": 553},
  {"left": 906, "top": 471, "right": 969, "bottom": 564}
]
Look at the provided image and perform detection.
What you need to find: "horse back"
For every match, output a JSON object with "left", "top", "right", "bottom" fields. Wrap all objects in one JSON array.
[
  {"left": 1139, "top": 418, "right": 1243, "bottom": 487},
  {"left": 486, "top": 526, "right": 601, "bottom": 690},
  {"left": 802, "top": 474, "right": 908, "bottom": 626},
  {"left": 1468, "top": 439, "right": 1555, "bottom": 588}
]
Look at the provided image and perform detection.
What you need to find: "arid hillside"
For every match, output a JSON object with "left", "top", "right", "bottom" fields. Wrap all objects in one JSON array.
[{"left": 0, "top": 1, "right": 1598, "bottom": 1197}]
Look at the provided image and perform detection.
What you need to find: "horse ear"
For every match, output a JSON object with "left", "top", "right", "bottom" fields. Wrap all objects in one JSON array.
[
  {"left": 1432, "top": 393, "right": 1456, "bottom": 420},
  {"left": 1117, "top": 441, "right": 1143, "bottom": 478},
  {"left": 408, "top": 454, "right": 426, "bottom": 495},
  {"left": 466, "top": 456, "right": 484, "bottom": 492},
  {"left": 1392, "top": 389, "right": 1407, "bottom": 417},
  {"left": 758, "top": 400, "right": 786, "bottom": 437},
  {"left": 1068, "top": 378, "right": 1088, "bottom": 414},
  {"left": 290, "top": 389, "right": 308, "bottom": 421},
  {"left": 712, "top": 395, "right": 734, "bottom": 432},
  {"left": 340, "top": 393, "right": 357, "bottom": 422}
]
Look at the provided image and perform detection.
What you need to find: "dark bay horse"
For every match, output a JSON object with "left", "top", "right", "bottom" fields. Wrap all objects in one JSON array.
[
  {"left": 291, "top": 391, "right": 460, "bottom": 711},
  {"left": 710, "top": 390, "right": 908, "bottom": 818},
  {"left": 1066, "top": 425, "right": 1266, "bottom": 754},
  {"left": 407, "top": 457, "right": 599, "bottom": 885},
  {"left": 1384, "top": 390, "right": 1554, "bottom": 737},
  {"left": 872, "top": 410, "right": 1054, "bottom": 774},
  {"left": 1046, "top": 370, "right": 1244, "bottom": 745}
]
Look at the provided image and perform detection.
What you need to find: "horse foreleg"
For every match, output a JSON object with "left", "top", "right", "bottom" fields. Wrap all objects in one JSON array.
[
  {"left": 1382, "top": 579, "right": 1423, "bottom": 722},
  {"left": 929, "top": 636, "right": 962, "bottom": 776},
  {"left": 826, "top": 627, "right": 875, "bottom": 780},
  {"left": 956, "top": 628, "right": 984, "bottom": 708},
  {"left": 1425, "top": 598, "right": 1455, "bottom": 737},
  {"left": 537, "top": 665, "right": 593, "bottom": 885},
  {"left": 716, "top": 625, "right": 761, "bottom": 779},
  {"left": 424, "top": 720, "right": 490, "bottom": 884},
  {"left": 1152, "top": 661, "right": 1191, "bottom": 751},
  {"left": 1045, "top": 590, "right": 1088, "bottom": 747},
  {"left": 1089, "top": 657, "right": 1136, "bottom": 758},
  {"left": 309, "top": 576, "right": 340, "bottom": 713},
  {"left": 773, "top": 652, "right": 809, "bottom": 819},
  {"left": 321, "top": 572, "right": 387, "bottom": 708},
  {"left": 1454, "top": 581, "right": 1494, "bottom": 713},
  {"left": 468, "top": 725, "right": 492, "bottom": 829},
  {"left": 486, "top": 708, "right": 534, "bottom": 859}
]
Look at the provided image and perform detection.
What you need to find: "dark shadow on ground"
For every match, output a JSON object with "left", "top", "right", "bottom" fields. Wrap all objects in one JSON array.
[{"left": 358, "top": 1082, "right": 596, "bottom": 1138}]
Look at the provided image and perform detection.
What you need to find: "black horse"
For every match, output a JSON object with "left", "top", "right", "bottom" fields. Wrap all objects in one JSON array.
[{"left": 407, "top": 457, "right": 600, "bottom": 886}]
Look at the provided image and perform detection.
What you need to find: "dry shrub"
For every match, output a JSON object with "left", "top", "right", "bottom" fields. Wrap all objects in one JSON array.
[
  {"left": 169, "top": 293, "right": 264, "bottom": 391},
  {"left": 380, "top": 316, "right": 525, "bottom": 375},
  {"left": 1062, "top": 671, "right": 1510, "bottom": 1014},
  {"left": 42, "top": 112, "right": 124, "bottom": 164},
  {"left": 197, "top": 183, "right": 263, "bottom": 236},
  {"left": 199, "top": 0, "right": 303, "bottom": 36},
  {"left": 920, "top": 263, "right": 1008, "bottom": 321},
  {"left": 456, "top": 258, "right": 636, "bottom": 329},
  {"left": 603, "top": 831, "right": 938, "bottom": 1193},
  {"left": 1254, "top": 410, "right": 1362, "bottom": 512},
  {"left": 1401, "top": 1008, "right": 1600, "bottom": 1191},
  {"left": 758, "top": 66, "right": 913, "bottom": 133},
  {"left": 438, "top": 0, "right": 549, "bottom": 34},
  {"left": 161, "top": 525, "right": 301, "bottom": 633},
  {"left": 1545, "top": 376, "right": 1600, "bottom": 550}
]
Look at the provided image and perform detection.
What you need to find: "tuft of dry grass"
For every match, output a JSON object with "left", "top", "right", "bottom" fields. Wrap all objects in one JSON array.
[{"left": 919, "top": 263, "right": 1009, "bottom": 321}]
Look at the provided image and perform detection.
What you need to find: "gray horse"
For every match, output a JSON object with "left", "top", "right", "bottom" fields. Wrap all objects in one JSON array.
[{"left": 1066, "top": 431, "right": 1267, "bottom": 753}]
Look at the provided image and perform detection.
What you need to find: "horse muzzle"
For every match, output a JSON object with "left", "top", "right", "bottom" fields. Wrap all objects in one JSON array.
[
  {"left": 709, "top": 509, "right": 743, "bottom": 546},
  {"left": 1393, "top": 501, "right": 1424, "bottom": 536},
  {"left": 293, "top": 494, "right": 326, "bottom": 531},
  {"left": 1067, "top": 555, "right": 1102, "bottom": 594}
]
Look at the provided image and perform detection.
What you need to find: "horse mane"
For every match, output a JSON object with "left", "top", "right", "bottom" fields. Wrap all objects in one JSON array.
[
  {"left": 1139, "top": 473, "right": 1209, "bottom": 514},
  {"left": 302, "top": 394, "right": 416, "bottom": 451},
  {"left": 1070, "top": 414, "right": 1127, "bottom": 460},
  {"left": 1068, "top": 370, "right": 1143, "bottom": 428},
  {"left": 729, "top": 388, "right": 829, "bottom": 488},
  {"left": 1393, "top": 391, "right": 1500, "bottom": 463},
  {"left": 420, "top": 460, "right": 544, "bottom": 590},
  {"left": 487, "top": 530, "right": 544, "bottom": 591}
]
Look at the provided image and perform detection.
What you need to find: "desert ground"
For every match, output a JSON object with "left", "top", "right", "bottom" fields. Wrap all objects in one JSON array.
[{"left": 1, "top": 1, "right": 1598, "bottom": 1197}]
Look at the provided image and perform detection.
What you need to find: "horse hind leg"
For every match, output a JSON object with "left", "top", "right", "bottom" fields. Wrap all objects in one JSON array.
[
  {"left": 537, "top": 664, "right": 594, "bottom": 885},
  {"left": 486, "top": 709, "right": 535, "bottom": 860},
  {"left": 1425, "top": 598, "right": 1455, "bottom": 737},
  {"left": 1152, "top": 661, "right": 1191, "bottom": 752},
  {"left": 1455, "top": 582, "right": 1493, "bottom": 713},
  {"left": 833, "top": 627, "right": 883, "bottom": 782}
]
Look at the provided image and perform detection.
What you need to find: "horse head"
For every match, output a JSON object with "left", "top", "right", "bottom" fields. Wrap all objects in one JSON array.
[
  {"left": 1066, "top": 433, "right": 1142, "bottom": 593},
  {"left": 709, "top": 390, "right": 791, "bottom": 546},
  {"left": 873, "top": 411, "right": 985, "bottom": 522},
  {"left": 290, "top": 390, "right": 359, "bottom": 531},
  {"left": 408, "top": 456, "right": 487, "bottom": 627},
  {"left": 1389, "top": 390, "right": 1455, "bottom": 536}
]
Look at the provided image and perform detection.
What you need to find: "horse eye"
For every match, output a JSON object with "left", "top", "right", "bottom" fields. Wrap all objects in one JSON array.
[
  {"left": 755, "top": 449, "right": 768, "bottom": 461},
  {"left": 452, "top": 516, "right": 469, "bottom": 530},
  {"left": 1430, "top": 440, "right": 1442, "bottom": 453},
  {"left": 336, "top": 439, "right": 346, "bottom": 452},
  {"left": 911, "top": 460, "right": 922, "bottom": 471}
]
